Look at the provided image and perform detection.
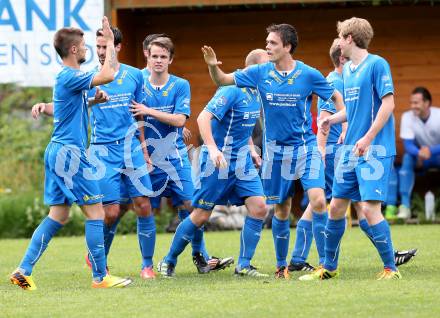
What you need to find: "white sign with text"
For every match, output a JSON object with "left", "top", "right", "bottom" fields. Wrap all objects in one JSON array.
[{"left": 0, "top": 0, "right": 103, "bottom": 86}]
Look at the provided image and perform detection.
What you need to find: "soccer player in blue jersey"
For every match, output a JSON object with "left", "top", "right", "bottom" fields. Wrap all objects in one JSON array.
[
  {"left": 153, "top": 49, "right": 269, "bottom": 278},
  {"left": 30, "top": 27, "right": 157, "bottom": 280},
  {"left": 85, "top": 26, "right": 157, "bottom": 279},
  {"left": 202, "top": 23, "right": 345, "bottom": 279},
  {"left": 300, "top": 17, "right": 402, "bottom": 280},
  {"left": 287, "top": 38, "right": 347, "bottom": 272},
  {"left": 10, "top": 17, "right": 132, "bottom": 289},
  {"left": 134, "top": 35, "right": 233, "bottom": 273},
  {"left": 291, "top": 39, "right": 417, "bottom": 271}
]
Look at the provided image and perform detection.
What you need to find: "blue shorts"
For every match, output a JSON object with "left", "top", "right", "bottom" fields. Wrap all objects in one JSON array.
[
  {"left": 332, "top": 152, "right": 395, "bottom": 202},
  {"left": 149, "top": 156, "right": 194, "bottom": 209},
  {"left": 88, "top": 138, "right": 152, "bottom": 205},
  {"left": 44, "top": 142, "right": 103, "bottom": 206},
  {"left": 261, "top": 146, "right": 325, "bottom": 204},
  {"left": 323, "top": 144, "right": 342, "bottom": 200},
  {"left": 192, "top": 151, "right": 264, "bottom": 210}
]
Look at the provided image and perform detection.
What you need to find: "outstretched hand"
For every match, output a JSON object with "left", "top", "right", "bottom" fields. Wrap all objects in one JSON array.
[
  {"left": 201, "top": 46, "right": 222, "bottom": 66},
  {"left": 101, "top": 16, "right": 114, "bottom": 43}
]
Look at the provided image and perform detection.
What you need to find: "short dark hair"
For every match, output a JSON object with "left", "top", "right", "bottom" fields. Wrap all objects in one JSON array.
[
  {"left": 143, "top": 33, "right": 170, "bottom": 50},
  {"left": 53, "top": 27, "right": 84, "bottom": 58},
  {"left": 412, "top": 87, "right": 432, "bottom": 105},
  {"left": 149, "top": 37, "right": 175, "bottom": 59},
  {"left": 329, "top": 39, "right": 341, "bottom": 67},
  {"left": 266, "top": 24, "right": 298, "bottom": 54},
  {"left": 96, "top": 26, "right": 122, "bottom": 46}
]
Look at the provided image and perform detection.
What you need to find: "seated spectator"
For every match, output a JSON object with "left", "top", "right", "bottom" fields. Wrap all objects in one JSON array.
[{"left": 396, "top": 87, "right": 440, "bottom": 219}]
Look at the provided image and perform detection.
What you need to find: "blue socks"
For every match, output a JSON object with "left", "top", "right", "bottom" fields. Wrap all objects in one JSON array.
[
  {"left": 370, "top": 220, "right": 397, "bottom": 271},
  {"left": 19, "top": 216, "right": 63, "bottom": 276},
  {"left": 85, "top": 219, "right": 107, "bottom": 281},
  {"left": 359, "top": 218, "right": 376, "bottom": 246},
  {"left": 324, "top": 218, "right": 346, "bottom": 271},
  {"left": 178, "top": 209, "right": 210, "bottom": 260},
  {"left": 399, "top": 154, "right": 416, "bottom": 207},
  {"left": 291, "top": 219, "right": 312, "bottom": 264},
  {"left": 178, "top": 209, "right": 190, "bottom": 220},
  {"left": 137, "top": 215, "right": 156, "bottom": 269},
  {"left": 386, "top": 168, "right": 398, "bottom": 206},
  {"left": 272, "top": 216, "right": 290, "bottom": 268},
  {"left": 103, "top": 218, "right": 120, "bottom": 257},
  {"left": 312, "top": 211, "right": 328, "bottom": 265},
  {"left": 238, "top": 216, "right": 263, "bottom": 269},
  {"left": 165, "top": 217, "right": 198, "bottom": 266}
]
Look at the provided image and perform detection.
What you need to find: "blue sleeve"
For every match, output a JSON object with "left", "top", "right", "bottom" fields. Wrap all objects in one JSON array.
[
  {"left": 88, "top": 87, "right": 97, "bottom": 98},
  {"left": 310, "top": 68, "right": 335, "bottom": 102},
  {"left": 234, "top": 64, "right": 260, "bottom": 89},
  {"left": 173, "top": 79, "right": 191, "bottom": 117},
  {"left": 134, "top": 70, "right": 145, "bottom": 103},
  {"left": 373, "top": 58, "right": 394, "bottom": 98},
  {"left": 430, "top": 144, "right": 440, "bottom": 156},
  {"left": 318, "top": 75, "right": 343, "bottom": 114},
  {"left": 64, "top": 69, "right": 96, "bottom": 92},
  {"left": 205, "top": 87, "right": 236, "bottom": 121},
  {"left": 403, "top": 139, "right": 419, "bottom": 156}
]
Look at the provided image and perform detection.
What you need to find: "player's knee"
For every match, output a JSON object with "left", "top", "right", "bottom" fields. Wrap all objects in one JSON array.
[
  {"left": 358, "top": 204, "right": 377, "bottom": 220},
  {"left": 310, "top": 195, "right": 327, "bottom": 212},
  {"left": 104, "top": 205, "right": 121, "bottom": 225},
  {"left": 251, "top": 201, "right": 267, "bottom": 219},
  {"left": 329, "top": 201, "right": 346, "bottom": 218},
  {"left": 53, "top": 214, "right": 69, "bottom": 225},
  {"left": 191, "top": 209, "right": 210, "bottom": 226},
  {"left": 274, "top": 207, "right": 289, "bottom": 220},
  {"left": 135, "top": 198, "right": 152, "bottom": 216}
]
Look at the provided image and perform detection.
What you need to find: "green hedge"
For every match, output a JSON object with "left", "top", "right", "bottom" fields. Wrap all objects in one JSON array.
[
  {"left": 0, "top": 192, "right": 174, "bottom": 238},
  {"left": 0, "top": 85, "right": 175, "bottom": 239}
]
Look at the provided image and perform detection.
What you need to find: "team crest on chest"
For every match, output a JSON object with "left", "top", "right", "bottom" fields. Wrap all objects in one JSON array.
[
  {"left": 287, "top": 70, "right": 302, "bottom": 85},
  {"left": 117, "top": 70, "right": 128, "bottom": 85}
]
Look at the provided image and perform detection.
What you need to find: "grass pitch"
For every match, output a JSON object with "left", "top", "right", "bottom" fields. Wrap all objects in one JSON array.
[{"left": 1, "top": 225, "right": 439, "bottom": 318}]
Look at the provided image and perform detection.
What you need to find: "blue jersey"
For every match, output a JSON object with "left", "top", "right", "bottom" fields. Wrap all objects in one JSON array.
[
  {"left": 88, "top": 64, "right": 144, "bottom": 143},
  {"left": 234, "top": 61, "right": 334, "bottom": 150},
  {"left": 342, "top": 54, "right": 395, "bottom": 157},
  {"left": 205, "top": 86, "right": 261, "bottom": 158},
  {"left": 51, "top": 66, "right": 96, "bottom": 149},
  {"left": 141, "top": 67, "right": 150, "bottom": 78},
  {"left": 317, "top": 70, "right": 343, "bottom": 145},
  {"left": 142, "top": 74, "right": 191, "bottom": 161}
]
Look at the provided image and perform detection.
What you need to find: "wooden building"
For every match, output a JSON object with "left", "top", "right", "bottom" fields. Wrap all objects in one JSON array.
[{"left": 106, "top": 0, "right": 440, "bottom": 159}]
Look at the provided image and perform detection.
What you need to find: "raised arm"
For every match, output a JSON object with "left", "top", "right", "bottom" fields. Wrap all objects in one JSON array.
[
  {"left": 91, "top": 17, "right": 117, "bottom": 87},
  {"left": 201, "top": 46, "right": 235, "bottom": 86}
]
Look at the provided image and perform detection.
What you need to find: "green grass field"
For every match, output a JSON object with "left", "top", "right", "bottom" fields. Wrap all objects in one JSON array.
[{"left": 1, "top": 225, "right": 439, "bottom": 318}]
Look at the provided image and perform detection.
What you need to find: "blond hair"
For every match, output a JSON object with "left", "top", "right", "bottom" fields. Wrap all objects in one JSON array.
[
  {"left": 245, "top": 49, "right": 267, "bottom": 67},
  {"left": 337, "top": 17, "right": 373, "bottom": 49}
]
